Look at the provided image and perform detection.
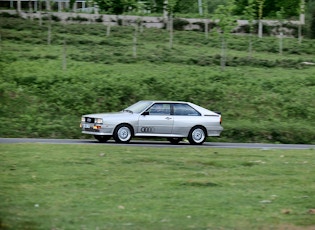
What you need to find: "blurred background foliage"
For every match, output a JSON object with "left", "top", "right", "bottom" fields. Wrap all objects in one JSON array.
[
  {"left": 0, "top": 13, "right": 314, "bottom": 143},
  {"left": 92, "top": 0, "right": 315, "bottom": 37}
]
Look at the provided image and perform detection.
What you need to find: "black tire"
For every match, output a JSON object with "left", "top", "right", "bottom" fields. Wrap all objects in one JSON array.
[
  {"left": 113, "top": 124, "right": 133, "bottom": 143},
  {"left": 94, "top": 135, "right": 110, "bottom": 143},
  {"left": 188, "top": 126, "right": 206, "bottom": 145},
  {"left": 167, "top": 137, "right": 183, "bottom": 144}
]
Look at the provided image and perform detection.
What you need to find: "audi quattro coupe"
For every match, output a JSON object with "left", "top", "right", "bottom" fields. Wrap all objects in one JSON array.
[{"left": 80, "top": 100, "right": 223, "bottom": 145}]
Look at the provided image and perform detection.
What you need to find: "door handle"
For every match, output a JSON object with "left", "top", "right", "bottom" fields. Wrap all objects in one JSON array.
[{"left": 165, "top": 117, "right": 172, "bottom": 120}]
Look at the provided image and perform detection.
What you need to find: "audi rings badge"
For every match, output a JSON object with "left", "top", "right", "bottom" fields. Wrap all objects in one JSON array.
[{"left": 140, "top": 127, "right": 155, "bottom": 133}]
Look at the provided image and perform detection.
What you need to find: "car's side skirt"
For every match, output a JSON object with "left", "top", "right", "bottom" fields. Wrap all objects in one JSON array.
[{"left": 134, "top": 133, "right": 186, "bottom": 138}]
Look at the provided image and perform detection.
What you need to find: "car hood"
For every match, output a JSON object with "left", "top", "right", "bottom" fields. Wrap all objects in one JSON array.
[{"left": 83, "top": 111, "right": 135, "bottom": 118}]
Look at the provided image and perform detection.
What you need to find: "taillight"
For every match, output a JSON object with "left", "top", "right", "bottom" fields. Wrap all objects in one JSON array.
[{"left": 220, "top": 116, "right": 222, "bottom": 124}]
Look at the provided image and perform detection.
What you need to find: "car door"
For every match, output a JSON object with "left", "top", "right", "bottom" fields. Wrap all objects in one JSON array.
[{"left": 138, "top": 103, "right": 173, "bottom": 134}]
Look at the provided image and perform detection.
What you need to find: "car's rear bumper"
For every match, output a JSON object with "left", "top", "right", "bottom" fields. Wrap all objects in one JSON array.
[{"left": 207, "top": 126, "right": 223, "bottom": 136}]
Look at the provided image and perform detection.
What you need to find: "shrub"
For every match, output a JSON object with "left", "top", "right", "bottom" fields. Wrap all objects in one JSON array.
[
  {"left": 173, "top": 18, "right": 190, "bottom": 31},
  {"left": 0, "top": 12, "right": 20, "bottom": 18},
  {"left": 68, "top": 15, "right": 89, "bottom": 22},
  {"left": 95, "top": 16, "right": 103, "bottom": 23},
  {"left": 51, "top": 15, "right": 61, "bottom": 22}
]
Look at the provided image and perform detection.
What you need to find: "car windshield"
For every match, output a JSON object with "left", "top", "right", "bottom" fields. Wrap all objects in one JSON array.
[{"left": 123, "top": 101, "right": 153, "bottom": 113}]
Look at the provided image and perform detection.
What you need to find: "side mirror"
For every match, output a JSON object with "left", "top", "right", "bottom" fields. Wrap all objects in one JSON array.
[{"left": 142, "top": 111, "right": 149, "bottom": 116}]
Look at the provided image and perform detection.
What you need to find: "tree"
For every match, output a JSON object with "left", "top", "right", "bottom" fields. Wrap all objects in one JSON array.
[
  {"left": 198, "top": 0, "right": 203, "bottom": 15},
  {"left": 243, "top": 0, "right": 256, "bottom": 58},
  {"left": 105, "top": 15, "right": 112, "bottom": 37},
  {"left": 203, "top": 0, "right": 210, "bottom": 38},
  {"left": 173, "top": 0, "right": 198, "bottom": 14},
  {"left": 28, "top": 0, "right": 33, "bottom": 20},
  {"left": 0, "top": 24, "right": 2, "bottom": 53},
  {"left": 303, "top": 0, "right": 315, "bottom": 38},
  {"left": 94, "top": 0, "right": 137, "bottom": 14},
  {"left": 46, "top": 0, "right": 52, "bottom": 45},
  {"left": 38, "top": 0, "right": 43, "bottom": 26},
  {"left": 311, "top": 6, "right": 315, "bottom": 38},
  {"left": 69, "top": 0, "right": 76, "bottom": 11},
  {"left": 94, "top": 0, "right": 112, "bottom": 13},
  {"left": 135, "top": 1, "right": 146, "bottom": 33},
  {"left": 213, "top": 0, "right": 237, "bottom": 70},
  {"left": 63, "top": 39, "right": 67, "bottom": 71},
  {"left": 298, "top": 0, "right": 305, "bottom": 43},
  {"left": 276, "top": 7, "right": 285, "bottom": 55},
  {"left": 207, "top": 0, "right": 230, "bottom": 14},
  {"left": 164, "top": 0, "right": 178, "bottom": 49},
  {"left": 133, "top": 23, "right": 138, "bottom": 58},
  {"left": 235, "top": 0, "right": 301, "bottom": 18},
  {"left": 274, "top": 0, "right": 300, "bottom": 18},
  {"left": 17, "top": 0, "right": 21, "bottom": 14},
  {"left": 256, "top": 0, "right": 264, "bottom": 38}
]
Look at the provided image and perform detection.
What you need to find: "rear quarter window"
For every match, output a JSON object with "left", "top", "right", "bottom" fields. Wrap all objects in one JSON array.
[{"left": 173, "top": 104, "right": 200, "bottom": 116}]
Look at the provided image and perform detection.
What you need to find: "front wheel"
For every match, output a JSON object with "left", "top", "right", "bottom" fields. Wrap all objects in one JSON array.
[
  {"left": 188, "top": 126, "right": 206, "bottom": 145},
  {"left": 94, "top": 135, "right": 110, "bottom": 143},
  {"left": 113, "top": 124, "right": 133, "bottom": 143}
]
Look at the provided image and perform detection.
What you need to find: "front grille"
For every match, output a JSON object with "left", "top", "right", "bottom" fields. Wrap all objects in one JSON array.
[{"left": 85, "top": 117, "right": 95, "bottom": 123}]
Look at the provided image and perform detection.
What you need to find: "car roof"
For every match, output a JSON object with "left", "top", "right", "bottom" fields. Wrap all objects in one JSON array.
[{"left": 139, "top": 100, "right": 218, "bottom": 115}]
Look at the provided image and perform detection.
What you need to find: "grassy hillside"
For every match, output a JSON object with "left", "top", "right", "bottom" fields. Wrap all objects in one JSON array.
[{"left": 0, "top": 13, "right": 314, "bottom": 143}]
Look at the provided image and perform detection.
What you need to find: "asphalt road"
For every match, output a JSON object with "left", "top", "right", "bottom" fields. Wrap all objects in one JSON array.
[{"left": 0, "top": 138, "right": 314, "bottom": 150}]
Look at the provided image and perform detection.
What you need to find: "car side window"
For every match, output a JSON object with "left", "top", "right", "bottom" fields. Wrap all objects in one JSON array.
[
  {"left": 148, "top": 103, "right": 171, "bottom": 115},
  {"left": 173, "top": 104, "right": 200, "bottom": 116}
]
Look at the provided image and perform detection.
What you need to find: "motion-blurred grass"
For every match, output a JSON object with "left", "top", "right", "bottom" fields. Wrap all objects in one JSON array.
[
  {"left": 0, "top": 14, "right": 315, "bottom": 143},
  {"left": 1, "top": 144, "right": 314, "bottom": 229}
]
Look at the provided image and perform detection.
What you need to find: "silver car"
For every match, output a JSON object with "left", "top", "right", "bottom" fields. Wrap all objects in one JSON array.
[{"left": 80, "top": 100, "right": 223, "bottom": 145}]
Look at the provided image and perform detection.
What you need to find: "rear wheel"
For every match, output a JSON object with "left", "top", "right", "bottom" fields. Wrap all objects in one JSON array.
[
  {"left": 167, "top": 137, "right": 183, "bottom": 144},
  {"left": 188, "top": 126, "right": 206, "bottom": 145},
  {"left": 113, "top": 124, "right": 133, "bottom": 143},
  {"left": 94, "top": 135, "right": 110, "bottom": 143}
]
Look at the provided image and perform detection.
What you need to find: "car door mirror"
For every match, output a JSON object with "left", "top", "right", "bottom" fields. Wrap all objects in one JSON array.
[{"left": 142, "top": 111, "right": 149, "bottom": 116}]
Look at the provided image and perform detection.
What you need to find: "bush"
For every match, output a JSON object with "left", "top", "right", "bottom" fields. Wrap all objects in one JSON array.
[
  {"left": 0, "top": 12, "right": 20, "bottom": 18},
  {"left": 173, "top": 18, "right": 190, "bottom": 31},
  {"left": 68, "top": 15, "right": 89, "bottom": 22},
  {"left": 222, "top": 121, "right": 315, "bottom": 144}
]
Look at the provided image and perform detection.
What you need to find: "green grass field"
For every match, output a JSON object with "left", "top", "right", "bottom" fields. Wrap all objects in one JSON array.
[{"left": 1, "top": 143, "right": 314, "bottom": 229}]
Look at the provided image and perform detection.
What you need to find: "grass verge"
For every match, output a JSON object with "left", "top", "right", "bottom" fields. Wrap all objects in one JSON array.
[{"left": 1, "top": 143, "right": 315, "bottom": 229}]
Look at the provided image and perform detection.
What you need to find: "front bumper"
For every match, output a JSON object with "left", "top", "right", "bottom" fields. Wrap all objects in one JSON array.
[{"left": 81, "top": 123, "right": 114, "bottom": 136}]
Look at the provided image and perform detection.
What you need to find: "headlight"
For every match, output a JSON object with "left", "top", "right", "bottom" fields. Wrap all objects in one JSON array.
[{"left": 95, "top": 118, "right": 103, "bottom": 124}]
